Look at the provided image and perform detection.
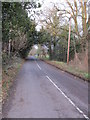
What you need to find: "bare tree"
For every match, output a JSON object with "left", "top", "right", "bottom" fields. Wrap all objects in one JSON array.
[{"left": 80, "top": 0, "right": 87, "bottom": 36}]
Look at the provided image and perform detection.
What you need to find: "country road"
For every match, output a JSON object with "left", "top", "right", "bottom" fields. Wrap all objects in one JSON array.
[{"left": 3, "top": 57, "right": 89, "bottom": 119}]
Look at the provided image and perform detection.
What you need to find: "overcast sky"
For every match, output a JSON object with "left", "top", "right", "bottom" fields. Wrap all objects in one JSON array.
[
  {"left": 35, "top": 0, "right": 68, "bottom": 31},
  {"left": 34, "top": 0, "right": 88, "bottom": 32},
  {"left": 35, "top": 0, "right": 73, "bottom": 31}
]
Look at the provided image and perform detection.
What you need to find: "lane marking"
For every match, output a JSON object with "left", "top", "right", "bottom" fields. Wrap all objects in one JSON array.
[
  {"left": 36, "top": 63, "right": 41, "bottom": 70},
  {"left": 46, "top": 75, "right": 89, "bottom": 120}
]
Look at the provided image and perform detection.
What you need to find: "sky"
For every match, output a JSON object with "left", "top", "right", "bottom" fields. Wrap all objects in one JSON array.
[
  {"left": 34, "top": 0, "right": 88, "bottom": 33},
  {"left": 35, "top": 0, "right": 67, "bottom": 31},
  {"left": 35, "top": 0, "right": 73, "bottom": 31}
]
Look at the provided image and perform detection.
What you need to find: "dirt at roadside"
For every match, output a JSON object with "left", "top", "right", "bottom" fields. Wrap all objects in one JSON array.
[
  {"left": 42, "top": 60, "right": 89, "bottom": 82},
  {"left": 2, "top": 57, "right": 24, "bottom": 104}
]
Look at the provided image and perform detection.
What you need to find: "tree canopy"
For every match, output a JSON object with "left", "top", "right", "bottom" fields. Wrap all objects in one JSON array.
[
  {"left": 2, "top": 2, "right": 38, "bottom": 60},
  {"left": 2, "top": 1, "right": 89, "bottom": 67}
]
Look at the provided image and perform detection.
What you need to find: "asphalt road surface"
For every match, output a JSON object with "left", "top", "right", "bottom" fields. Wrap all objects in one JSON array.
[{"left": 3, "top": 57, "right": 89, "bottom": 119}]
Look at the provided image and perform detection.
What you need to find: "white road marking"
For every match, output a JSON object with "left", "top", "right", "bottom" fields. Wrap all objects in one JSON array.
[
  {"left": 46, "top": 75, "right": 89, "bottom": 120},
  {"left": 37, "top": 63, "right": 41, "bottom": 70}
]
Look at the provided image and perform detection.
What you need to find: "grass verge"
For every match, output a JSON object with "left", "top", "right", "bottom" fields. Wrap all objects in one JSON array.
[
  {"left": 2, "top": 57, "right": 24, "bottom": 104},
  {"left": 43, "top": 60, "right": 89, "bottom": 81}
]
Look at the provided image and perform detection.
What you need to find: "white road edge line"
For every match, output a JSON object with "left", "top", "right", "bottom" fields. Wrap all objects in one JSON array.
[{"left": 46, "top": 75, "right": 89, "bottom": 120}]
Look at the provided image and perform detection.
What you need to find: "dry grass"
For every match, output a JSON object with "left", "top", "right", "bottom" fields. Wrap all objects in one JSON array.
[
  {"left": 45, "top": 60, "right": 89, "bottom": 81},
  {"left": 2, "top": 57, "right": 24, "bottom": 103}
]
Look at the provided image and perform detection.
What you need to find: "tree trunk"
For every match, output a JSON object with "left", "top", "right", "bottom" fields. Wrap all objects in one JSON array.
[
  {"left": 74, "top": 16, "right": 78, "bottom": 35},
  {"left": 49, "top": 38, "right": 52, "bottom": 60},
  {"left": 80, "top": 0, "right": 87, "bottom": 36},
  {"left": 8, "top": 40, "right": 11, "bottom": 57},
  {"left": 84, "top": 2, "right": 87, "bottom": 36},
  {"left": 53, "top": 36, "right": 56, "bottom": 60}
]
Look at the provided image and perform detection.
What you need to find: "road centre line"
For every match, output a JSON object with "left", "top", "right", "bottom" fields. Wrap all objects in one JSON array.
[
  {"left": 35, "top": 61, "right": 89, "bottom": 119},
  {"left": 36, "top": 63, "right": 41, "bottom": 70},
  {"left": 46, "top": 75, "right": 89, "bottom": 120}
]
